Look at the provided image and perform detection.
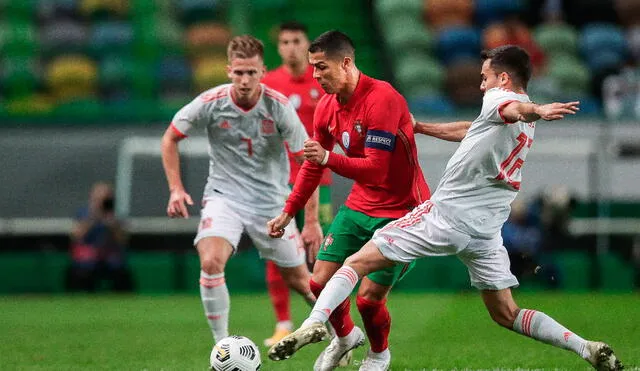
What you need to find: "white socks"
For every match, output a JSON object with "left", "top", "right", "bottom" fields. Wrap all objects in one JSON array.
[
  {"left": 513, "top": 309, "right": 587, "bottom": 358},
  {"left": 200, "top": 271, "right": 230, "bottom": 343},
  {"left": 304, "top": 266, "right": 359, "bottom": 327}
]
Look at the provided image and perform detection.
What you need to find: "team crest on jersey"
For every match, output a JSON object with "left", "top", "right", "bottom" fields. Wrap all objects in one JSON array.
[
  {"left": 261, "top": 119, "right": 275, "bottom": 134},
  {"left": 322, "top": 233, "right": 334, "bottom": 251},
  {"left": 310, "top": 88, "right": 320, "bottom": 99},
  {"left": 341, "top": 131, "right": 350, "bottom": 149},
  {"left": 354, "top": 120, "right": 363, "bottom": 136}
]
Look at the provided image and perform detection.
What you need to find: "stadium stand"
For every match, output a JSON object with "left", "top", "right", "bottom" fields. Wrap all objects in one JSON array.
[
  {"left": 374, "top": 0, "right": 640, "bottom": 117},
  {"left": 3, "top": 0, "right": 637, "bottom": 120},
  {"left": 1, "top": 0, "right": 384, "bottom": 122}
]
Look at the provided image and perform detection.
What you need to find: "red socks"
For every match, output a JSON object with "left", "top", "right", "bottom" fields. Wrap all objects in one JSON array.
[
  {"left": 310, "top": 279, "right": 355, "bottom": 337},
  {"left": 356, "top": 296, "right": 390, "bottom": 353},
  {"left": 266, "top": 260, "right": 290, "bottom": 322}
]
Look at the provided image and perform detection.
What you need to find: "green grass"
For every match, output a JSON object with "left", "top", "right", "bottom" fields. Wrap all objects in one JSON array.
[{"left": 0, "top": 292, "right": 638, "bottom": 370}]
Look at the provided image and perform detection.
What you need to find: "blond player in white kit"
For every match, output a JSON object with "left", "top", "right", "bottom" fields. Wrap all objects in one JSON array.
[
  {"left": 268, "top": 45, "right": 623, "bottom": 370},
  {"left": 161, "top": 35, "right": 320, "bottom": 345}
]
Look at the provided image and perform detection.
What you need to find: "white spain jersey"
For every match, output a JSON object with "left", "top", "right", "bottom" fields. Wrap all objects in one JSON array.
[
  {"left": 171, "top": 83, "right": 308, "bottom": 217},
  {"left": 431, "top": 87, "right": 535, "bottom": 238}
]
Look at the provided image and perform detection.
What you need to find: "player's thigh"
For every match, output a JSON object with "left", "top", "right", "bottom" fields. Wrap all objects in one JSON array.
[
  {"left": 194, "top": 196, "right": 244, "bottom": 250},
  {"left": 372, "top": 201, "right": 471, "bottom": 264},
  {"left": 245, "top": 214, "right": 306, "bottom": 268},
  {"left": 457, "top": 235, "right": 519, "bottom": 291},
  {"left": 316, "top": 206, "right": 371, "bottom": 264}
]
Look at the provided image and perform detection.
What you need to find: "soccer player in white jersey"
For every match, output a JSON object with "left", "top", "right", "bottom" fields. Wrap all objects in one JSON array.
[
  {"left": 269, "top": 45, "right": 623, "bottom": 370},
  {"left": 160, "top": 35, "right": 320, "bottom": 346}
]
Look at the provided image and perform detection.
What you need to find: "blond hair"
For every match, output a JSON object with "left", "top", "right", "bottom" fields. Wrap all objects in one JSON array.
[{"left": 227, "top": 35, "right": 264, "bottom": 62}]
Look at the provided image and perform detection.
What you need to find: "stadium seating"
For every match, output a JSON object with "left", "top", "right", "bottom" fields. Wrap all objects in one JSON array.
[
  {"left": 474, "top": 0, "right": 526, "bottom": 27},
  {"left": 1, "top": 0, "right": 637, "bottom": 120},
  {"left": 436, "top": 26, "right": 481, "bottom": 65},
  {"left": 580, "top": 23, "right": 627, "bottom": 74},
  {"left": 534, "top": 23, "right": 580, "bottom": 58},
  {"left": 424, "top": 0, "right": 473, "bottom": 31}
]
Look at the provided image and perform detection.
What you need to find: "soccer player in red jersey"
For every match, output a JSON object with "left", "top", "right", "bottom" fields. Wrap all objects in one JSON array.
[
  {"left": 261, "top": 21, "right": 331, "bottom": 348},
  {"left": 267, "top": 30, "right": 431, "bottom": 370}
]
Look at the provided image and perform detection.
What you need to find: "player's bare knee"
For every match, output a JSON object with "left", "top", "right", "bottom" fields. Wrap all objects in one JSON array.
[
  {"left": 343, "top": 255, "right": 365, "bottom": 273},
  {"left": 200, "top": 255, "right": 226, "bottom": 275}
]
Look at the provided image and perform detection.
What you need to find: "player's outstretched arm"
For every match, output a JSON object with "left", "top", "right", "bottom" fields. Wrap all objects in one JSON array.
[
  {"left": 161, "top": 125, "right": 193, "bottom": 218},
  {"left": 501, "top": 101, "right": 580, "bottom": 123},
  {"left": 412, "top": 115, "right": 472, "bottom": 142}
]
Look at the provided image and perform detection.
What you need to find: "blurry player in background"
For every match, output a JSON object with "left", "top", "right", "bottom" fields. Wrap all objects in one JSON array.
[
  {"left": 267, "top": 30, "right": 431, "bottom": 370},
  {"left": 161, "top": 35, "right": 319, "bottom": 347},
  {"left": 261, "top": 21, "right": 332, "bottom": 347},
  {"left": 271, "top": 45, "right": 623, "bottom": 371}
]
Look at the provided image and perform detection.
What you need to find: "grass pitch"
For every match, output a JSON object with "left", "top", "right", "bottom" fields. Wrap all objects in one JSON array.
[{"left": 0, "top": 292, "right": 638, "bottom": 370}]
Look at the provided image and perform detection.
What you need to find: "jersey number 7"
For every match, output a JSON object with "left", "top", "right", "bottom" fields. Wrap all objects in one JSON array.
[{"left": 496, "top": 132, "right": 533, "bottom": 190}]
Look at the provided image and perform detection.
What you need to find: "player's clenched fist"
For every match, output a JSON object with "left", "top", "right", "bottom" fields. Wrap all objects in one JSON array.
[
  {"left": 303, "top": 140, "right": 327, "bottom": 165},
  {"left": 267, "top": 212, "right": 293, "bottom": 238},
  {"left": 167, "top": 188, "right": 194, "bottom": 218}
]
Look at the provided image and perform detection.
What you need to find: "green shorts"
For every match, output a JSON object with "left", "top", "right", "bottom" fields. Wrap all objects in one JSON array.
[
  {"left": 317, "top": 205, "right": 414, "bottom": 286},
  {"left": 294, "top": 185, "right": 334, "bottom": 234}
]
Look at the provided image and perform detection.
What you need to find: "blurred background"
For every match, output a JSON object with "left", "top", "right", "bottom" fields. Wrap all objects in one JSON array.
[{"left": 1, "top": 0, "right": 639, "bottom": 295}]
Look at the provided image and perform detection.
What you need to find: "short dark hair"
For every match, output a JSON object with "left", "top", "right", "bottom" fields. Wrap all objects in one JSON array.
[
  {"left": 279, "top": 21, "right": 308, "bottom": 35},
  {"left": 309, "top": 30, "right": 355, "bottom": 60},
  {"left": 481, "top": 45, "right": 532, "bottom": 89}
]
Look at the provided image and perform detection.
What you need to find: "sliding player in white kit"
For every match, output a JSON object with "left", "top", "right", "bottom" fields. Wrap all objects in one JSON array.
[
  {"left": 161, "top": 35, "right": 318, "bottom": 346},
  {"left": 269, "top": 45, "right": 623, "bottom": 370}
]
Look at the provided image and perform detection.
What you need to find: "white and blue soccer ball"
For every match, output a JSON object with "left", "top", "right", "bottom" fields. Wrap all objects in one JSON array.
[{"left": 210, "top": 335, "right": 261, "bottom": 371}]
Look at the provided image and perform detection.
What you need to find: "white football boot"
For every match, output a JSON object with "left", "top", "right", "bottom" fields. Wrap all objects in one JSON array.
[
  {"left": 313, "top": 326, "right": 365, "bottom": 371},
  {"left": 268, "top": 322, "right": 328, "bottom": 361},
  {"left": 358, "top": 348, "right": 391, "bottom": 371},
  {"left": 585, "top": 341, "right": 623, "bottom": 370}
]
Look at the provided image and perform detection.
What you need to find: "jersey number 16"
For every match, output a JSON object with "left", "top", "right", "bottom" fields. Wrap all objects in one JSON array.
[{"left": 496, "top": 132, "right": 533, "bottom": 190}]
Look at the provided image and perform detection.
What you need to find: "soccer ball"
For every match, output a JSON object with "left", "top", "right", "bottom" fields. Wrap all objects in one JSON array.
[{"left": 210, "top": 335, "right": 261, "bottom": 371}]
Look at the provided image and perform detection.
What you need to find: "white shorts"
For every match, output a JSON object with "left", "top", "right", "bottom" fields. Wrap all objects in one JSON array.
[
  {"left": 372, "top": 201, "right": 518, "bottom": 290},
  {"left": 194, "top": 195, "right": 305, "bottom": 268}
]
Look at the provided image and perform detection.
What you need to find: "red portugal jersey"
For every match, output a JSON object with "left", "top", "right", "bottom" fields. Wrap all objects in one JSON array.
[
  {"left": 262, "top": 65, "right": 332, "bottom": 185},
  {"left": 284, "top": 73, "right": 430, "bottom": 219}
]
